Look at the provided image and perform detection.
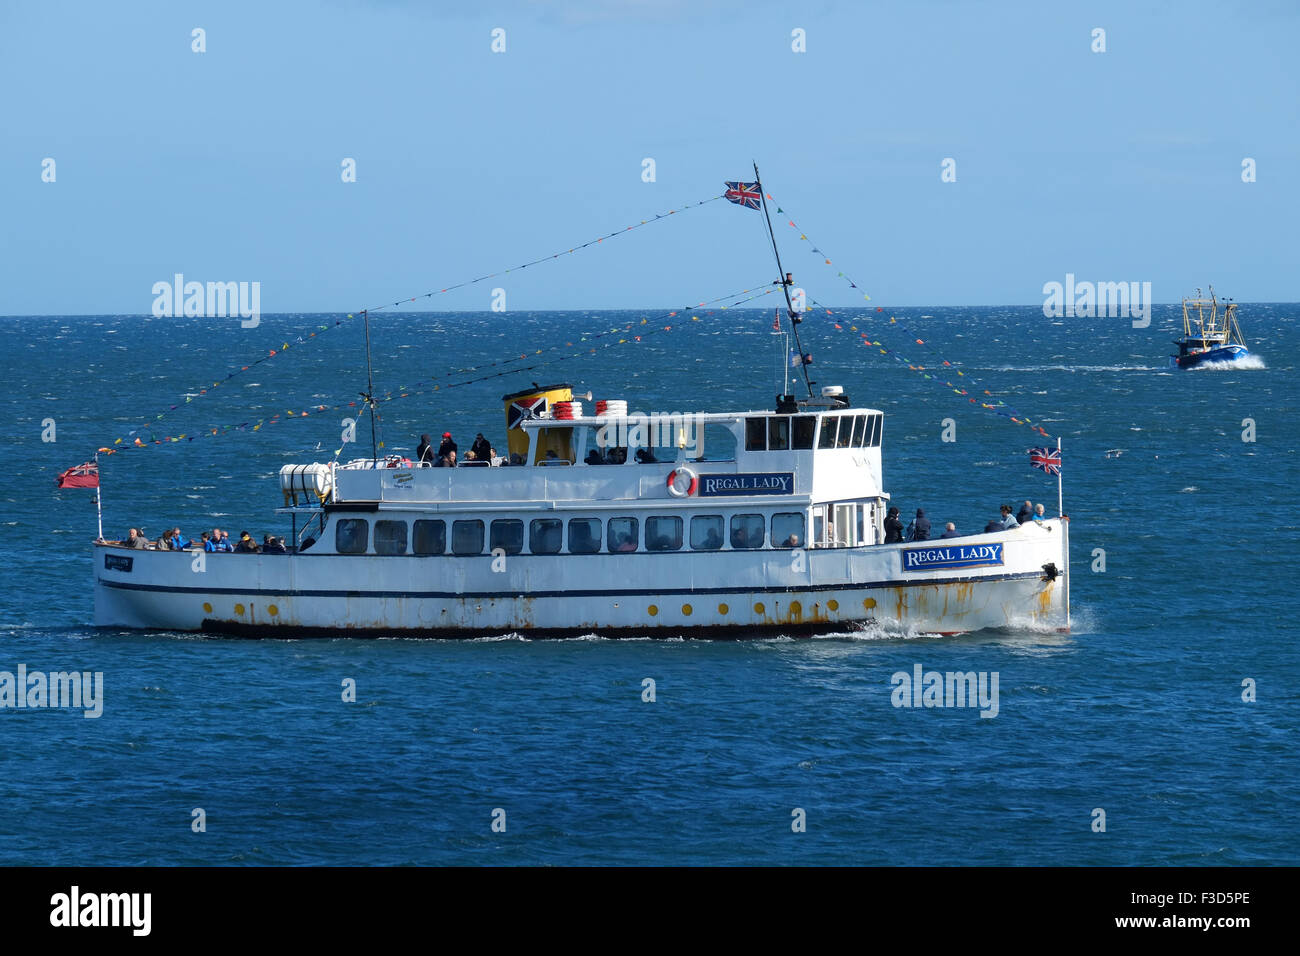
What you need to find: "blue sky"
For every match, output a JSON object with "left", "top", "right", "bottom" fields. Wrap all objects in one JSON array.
[{"left": 2, "top": 0, "right": 1297, "bottom": 313}]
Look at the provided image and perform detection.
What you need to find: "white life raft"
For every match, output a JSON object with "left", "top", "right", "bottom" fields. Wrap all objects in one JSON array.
[{"left": 279, "top": 463, "right": 334, "bottom": 506}]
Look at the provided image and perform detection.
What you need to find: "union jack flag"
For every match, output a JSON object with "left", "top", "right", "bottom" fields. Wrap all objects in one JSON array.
[
  {"left": 1029, "top": 447, "right": 1062, "bottom": 476},
  {"left": 56, "top": 461, "right": 100, "bottom": 488},
  {"left": 724, "top": 181, "right": 761, "bottom": 210}
]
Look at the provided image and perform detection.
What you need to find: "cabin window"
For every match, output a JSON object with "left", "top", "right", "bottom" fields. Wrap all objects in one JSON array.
[
  {"left": 836, "top": 415, "right": 853, "bottom": 448},
  {"left": 335, "top": 518, "right": 369, "bottom": 555},
  {"left": 745, "top": 417, "right": 767, "bottom": 451},
  {"left": 817, "top": 416, "right": 838, "bottom": 448},
  {"left": 851, "top": 415, "right": 867, "bottom": 447},
  {"left": 567, "top": 517, "right": 601, "bottom": 554},
  {"left": 869, "top": 413, "right": 883, "bottom": 447},
  {"left": 374, "top": 520, "right": 408, "bottom": 555},
  {"left": 490, "top": 519, "right": 524, "bottom": 555},
  {"left": 608, "top": 517, "right": 639, "bottom": 553},
  {"left": 452, "top": 519, "right": 484, "bottom": 555},
  {"left": 529, "top": 518, "right": 563, "bottom": 554},
  {"left": 646, "top": 516, "right": 683, "bottom": 552},
  {"left": 698, "top": 422, "right": 737, "bottom": 461},
  {"left": 413, "top": 519, "right": 446, "bottom": 555},
  {"left": 690, "top": 514, "right": 724, "bottom": 551},
  {"left": 730, "top": 513, "right": 765, "bottom": 549},
  {"left": 771, "top": 513, "right": 805, "bottom": 549},
  {"left": 792, "top": 415, "right": 816, "bottom": 449},
  {"left": 768, "top": 416, "right": 790, "bottom": 451}
]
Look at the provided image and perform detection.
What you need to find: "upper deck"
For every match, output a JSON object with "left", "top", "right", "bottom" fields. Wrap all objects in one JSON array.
[{"left": 325, "top": 405, "right": 885, "bottom": 509}]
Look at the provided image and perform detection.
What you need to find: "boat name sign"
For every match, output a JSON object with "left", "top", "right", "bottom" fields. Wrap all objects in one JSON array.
[
  {"left": 698, "top": 472, "right": 794, "bottom": 496},
  {"left": 901, "top": 543, "right": 1004, "bottom": 571}
]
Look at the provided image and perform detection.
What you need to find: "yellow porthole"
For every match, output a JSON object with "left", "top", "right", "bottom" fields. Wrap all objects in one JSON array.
[
  {"left": 827, "top": 599, "right": 839, "bottom": 611},
  {"left": 789, "top": 600, "right": 802, "bottom": 617},
  {"left": 754, "top": 602, "right": 765, "bottom": 615},
  {"left": 234, "top": 603, "right": 246, "bottom": 616},
  {"left": 648, "top": 604, "right": 658, "bottom": 617},
  {"left": 718, "top": 603, "right": 729, "bottom": 615},
  {"left": 682, "top": 604, "right": 693, "bottom": 616},
  {"left": 267, "top": 604, "right": 279, "bottom": 616},
  {"left": 202, "top": 602, "right": 212, "bottom": 614},
  {"left": 863, "top": 597, "right": 877, "bottom": 610}
]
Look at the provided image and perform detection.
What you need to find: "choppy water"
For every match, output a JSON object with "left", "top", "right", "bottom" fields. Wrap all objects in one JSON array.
[{"left": 1, "top": 304, "right": 1296, "bottom": 864}]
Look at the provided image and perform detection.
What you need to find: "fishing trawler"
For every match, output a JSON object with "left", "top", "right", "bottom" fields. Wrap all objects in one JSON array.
[
  {"left": 1170, "top": 287, "right": 1250, "bottom": 368},
  {"left": 89, "top": 168, "right": 1071, "bottom": 638}
]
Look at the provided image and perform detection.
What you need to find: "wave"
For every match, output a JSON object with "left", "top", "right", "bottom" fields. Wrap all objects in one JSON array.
[{"left": 1187, "top": 354, "right": 1267, "bottom": 371}]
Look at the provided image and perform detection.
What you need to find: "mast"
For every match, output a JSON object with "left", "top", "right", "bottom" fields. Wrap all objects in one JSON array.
[
  {"left": 362, "top": 309, "right": 380, "bottom": 464},
  {"left": 753, "top": 162, "right": 814, "bottom": 399}
]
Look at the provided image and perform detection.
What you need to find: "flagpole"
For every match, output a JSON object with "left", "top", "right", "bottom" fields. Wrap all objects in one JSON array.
[
  {"left": 94, "top": 452, "right": 104, "bottom": 541},
  {"left": 753, "top": 162, "right": 814, "bottom": 399},
  {"left": 1056, "top": 436, "right": 1063, "bottom": 518}
]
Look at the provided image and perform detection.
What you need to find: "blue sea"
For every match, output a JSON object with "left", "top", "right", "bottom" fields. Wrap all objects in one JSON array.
[{"left": 1, "top": 305, "right": 1296, "bottom": 865}]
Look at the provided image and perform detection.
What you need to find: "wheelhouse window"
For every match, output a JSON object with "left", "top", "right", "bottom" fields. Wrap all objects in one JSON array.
[
  {"left": 646, "top": 516, "right": 683, "bottom": 552},
  {"left": 690, "top": 514, "right": 724, "bottom": 551},
  {"left": 730, "top": 513, "right": 765, "bottom": 549},
  {"left": 851, "top": 415, "right": 867, "bottom": 447},
  {"left": 335, "top": 518, "right": 368, "bottom": 555},
  {"left": 529, "top": 518, "right": 563, "bottom": 554},
  {"left": 745, "top": 417, "right": 767, "bottom": 451},
  {"left": 567, "top": 517, "right": 601, "bottom": 554},
  {"left": 772, "top": 512, "right": 805, "bottom": 549},
  {"left": 767, "top": 416, "right": 790, "bottom": 451},
  {"left": 413, "top": 519, "right": 445, "bottom": 555},
  {"left": 452, "top": 519, "right": 484, "bottom": 555},
  {"left": 608, "top": 517, "right": 639, "bottom": 553},
  {"left": 792, "top": 415, "right": 816, "bottom": 449},
  {"left": 836, "top": 415, "right": 853, "bottom": 448},
  {"left": 817, "top": 416, "right": 838, "bottom": 448},
  {"left": 490, "top": 519, "right": 524, "bottom": 555},
  {"left": 868, "top": 413, "right": 883, "bottom": 447},
  {"left": 374, "top": 519, "right": 408, "bottom": 555}
]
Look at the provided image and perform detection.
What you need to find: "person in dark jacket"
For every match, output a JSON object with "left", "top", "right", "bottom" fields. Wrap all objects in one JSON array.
[
  {"left": 883, "top": 507, "right": 904, "bottom": 543},
  {"left": 437, "top": 432, "right": 457, "bottom": 459},
  {"left": 1016, "top": 500, "right": 1034, "bottom": 526},
  {"left": 415, "top": 434, "right": 436, "bottom": 466},
  {"left": 940, "top": 522, "right": 960, "bottom": 539},
  {"left": 984, "top": 518, "right": 1003, "bottom": 533},
  {"left": 906, "top": 508, "right": 931, "bottom": 541},
  {"left": 470, "top": 433, "right": 492, "bottom": 462}
]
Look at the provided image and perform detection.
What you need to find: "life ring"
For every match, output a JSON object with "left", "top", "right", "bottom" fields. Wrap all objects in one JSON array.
[
  {"left": 666, "top": 467, "right": 698, "bottom": 497},
  {"left": 385, "top": 456, "right": 412, "bottom": 469}
]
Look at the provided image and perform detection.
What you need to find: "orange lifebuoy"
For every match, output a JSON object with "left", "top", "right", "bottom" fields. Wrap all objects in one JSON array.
[{"left": 666, "top": 467, "right": 698, "bottom": 497}]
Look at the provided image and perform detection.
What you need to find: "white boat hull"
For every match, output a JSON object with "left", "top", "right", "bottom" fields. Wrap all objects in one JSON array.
[{"left": 94, "top": 520, "right": 1070, "bottom": 637}]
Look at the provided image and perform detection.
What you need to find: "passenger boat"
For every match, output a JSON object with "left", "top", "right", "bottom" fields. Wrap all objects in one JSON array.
[
  {"left": 1170, "top": 287, "right": 1250, "bottom": 368},
  {"left": 90, "top": 168, "right": 1071, "bottom": 638}
]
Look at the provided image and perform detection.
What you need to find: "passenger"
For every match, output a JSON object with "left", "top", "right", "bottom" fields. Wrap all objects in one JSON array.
[
  {"left": 509, "top": 453, "right": 525, "bottom": 466},
  {"left": 608, "top": 447, "right": 627, "bottom": 465},
  {"left": 234, "top": 531, "right": 260, "bottom": 553},
  {"left": 940, "top": 523, "right": 960, "bottom": 539},
  {"left": 1033, "top": 503, "right": 1046, "bottom": 523},
  {"left": 263, "top": 535, "right": 288, "bottom": 555},
  {"left": 703, "top": 528, "right": 723, "bottom": 550},
  {"left": 470, "top": 433, "right": 493, "bottom": 462},
  {"left": 463, "top": 450, "right": 478, "bottom": 464},
  {"left": 543, "top": 449, "right": 559, "bottom": 464},
  {"left": 906, "top": 509, "right": 931, "bottom": 542},
  {"left": 584, "top": 448, "right": 604, "bottom": 465},
  {"left": 782, "top": 533, "right": 800, "bottom": 548},
  {"left": 489, "top": 447, "right": 501, "bottom": 465},
  {"left": 415, "top": 433, "right": 436, "bottom": 466},
  {"left": 438, "top": 431, "right": 457, "bottom": 459},
  {"left": 731, "top": 526, "right": 749, "bottom": 549},
  {"left": 173, "top": 528, "right": 193, "bottom": 550},
  {"left": 126, "top": 527, "right": 150, "bottom": 549},
  {"left": 216, "top": 529, "right": 234, "bottom": 552},
  {"left": 199, "top": 531, "right": 212, "bottom": 550},
  {"left": 154, "top": 529, "right": 175, "bottom": 550},
  {"left": 435, "top": 450, "right": 457, "bottom": 468},
  {"left": 984, "top": 518, "right": 1002, "bottom": 533},
  {"left": 883, "top": 507, "right": 904, "bottom": 543},
  {"left": 616, "top": 534, "right": 637, "bottom": 553},
  {"left": 1016, "top": 500, "right": 1034, "bottom": 525},
  {"left": 635, "top": 448, "right": 658, "bottom": 463},
  {"left": 999, "top": 504, "right": 1019, "bottom": 530}
]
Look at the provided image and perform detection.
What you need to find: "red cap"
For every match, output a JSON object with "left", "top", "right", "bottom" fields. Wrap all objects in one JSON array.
[{"left": 442, "top": 432, "right": 451, "bottom": 437}]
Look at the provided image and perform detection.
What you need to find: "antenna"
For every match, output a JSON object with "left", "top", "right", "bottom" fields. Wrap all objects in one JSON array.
[
  {"left": 362, "top": 309, "right": 380, "bottom": 464},
  {"left": 753, "top": 162, "right": 814, "bottom": 399}
]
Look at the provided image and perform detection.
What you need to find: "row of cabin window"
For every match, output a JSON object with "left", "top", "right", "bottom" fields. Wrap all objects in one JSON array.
[
  {"left": 334, "top": 513, "right": 807, "bottom": 556},
  {"left": 744, "top": 413, "right": 883, "bottom": 452}
]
